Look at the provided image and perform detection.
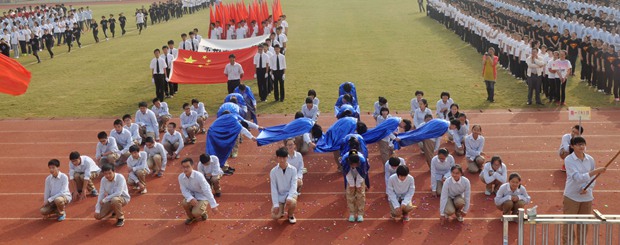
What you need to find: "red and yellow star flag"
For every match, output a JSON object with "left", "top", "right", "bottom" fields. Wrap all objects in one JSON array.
[
  {"left": 0, "top": 54, "right": 31, "bottom": 95},
  {"left": 169, "top": 48, "right": 257, "bottom": 84}
]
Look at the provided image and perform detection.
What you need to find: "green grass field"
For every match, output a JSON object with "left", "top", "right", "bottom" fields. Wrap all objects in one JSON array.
[{"left": 0, "top": 0, "right": 617, "bottom": 118}]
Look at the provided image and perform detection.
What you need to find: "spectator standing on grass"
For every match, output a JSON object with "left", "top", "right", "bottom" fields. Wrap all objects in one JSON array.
[
  {"left": 555, "top": 51, "right": 572, "bottom": 106},
  {"left": 270, "top": 45, "right": 286, "bottom": 102},
  {"left": 526, "top": 47, "right": 546, "bottom": 105},
  {"left": 270, "top": 147, "right": 298, "bottom": 224},
  {"left": 179, "top": 158, "right": 219, "bottom": 225},
  {"left": 94, "top": 164, "right": 130, "bottom": 227},
  {"left": 482, "top": 47, "right": 498, "bottom": 102},
  {"left": 150, "top": 49, "right": 168, "bottom": 102},
  {"left": 40, "top": 159, "right": 72, "bottom": 222}
]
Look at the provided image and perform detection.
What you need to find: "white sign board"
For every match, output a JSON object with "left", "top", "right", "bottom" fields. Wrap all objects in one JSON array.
[{"left": 568, "top": 107, "right": 591, "bottom": 121}]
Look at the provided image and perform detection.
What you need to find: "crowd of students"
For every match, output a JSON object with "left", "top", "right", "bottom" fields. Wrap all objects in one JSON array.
[
  {"left": 0, "top": 1, "right": 209, "bottom": 62},
  {"left": 427, "top": 0, "right": 620, "bottom": 103}
]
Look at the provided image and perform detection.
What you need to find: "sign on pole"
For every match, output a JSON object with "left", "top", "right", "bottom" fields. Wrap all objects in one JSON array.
[{"left": 568, "top": 107, "right": 591, "bottom": 121}]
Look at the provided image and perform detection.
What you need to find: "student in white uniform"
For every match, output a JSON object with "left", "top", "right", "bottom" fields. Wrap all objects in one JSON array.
[
  {"left": 494, "top": 173, "right": 531, "bottom": 215},
  {"left": 436, "top": 91, "right": 454, "bottom": 120},
  {"left": 439, "top": 165, "right": 471, "bottom": 224},
  {"left": 413, "top": 98, "right": 432, "bottom": 128},
  {"left": 285, "top": 139, "right": 305, "bottom": 194},
  {"left": 126, "top": 145, "right": 149, "bottom": 194},
  {"left": 197, "top": 154, "right": 224, "bottom": 197},
  {"left": 559, "top": 125, "right": 584, "bottom": 171},
  {"left": 95, "top": 131, "right": 120, "bottom": 166},
  {"left": 69, "top": 151, "right": 101, "bottom": 200},
  {"left": 180, "top": 103, "right": 199, "bottom": 144},
  {"left": 40, "top": 159, "right": 72, "bottom": 221},
  {"left": 144, "top": 136, "right": 167, "bottom": 177},
  {"left": 135, "top": 101, "right": 160, "bottom": 142},
  {"left": 151, "top": 98, "right": 171, "bottom": 132},
  {"left": 190, "top": 99, "right": 209, "bottom": 133},
  {"left": 94, "top": 164, "right": 130, "bottom": 227},
  {"left": 384, "top": 157, "right": 406, "bottom": 186},
  {"left": 270, "top": 147, "right": 298, "bottom": 224},
  {"left": 409, "top": 90, "right": 424, "bottom": 119},
  {"left": 111, "top": 119, "right": 134, "bottom": 164},
  {"left": 464, "top": 125, "right": 485, "bottom": 173},
  {"left": 479, "top": 156, "right": 508, "bottom": 196},
  {"left": 162, "top": 122, "right": 184, "bottom": 159},
  {"left": 372, "top": 97, "right": 388, "bottom": 121},
  {"left": 430, "top": 149, "right": 455, "bottom": 197},
  {"left": 301, "top": 97, "right": 319, "bottom": 121},
  {"left": 386, "top": 165, "right": 415, "bottom": 222},
  {"left": 123, "top": 114, "right": 142, "bottom": 146},
  {"left": 179, "top": 158, "right": 219, "bottom": 225}
]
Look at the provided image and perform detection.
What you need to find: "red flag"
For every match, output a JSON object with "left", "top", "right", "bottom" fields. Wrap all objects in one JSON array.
[
  {"left": 0, "top": 54, "right": 31, "bottom": 95},
  {"left": 169, "top": 48, "right": 256, "bottom": 84},
  {"left": 273, "top": 0, "right": 283, "bottom": 21}
]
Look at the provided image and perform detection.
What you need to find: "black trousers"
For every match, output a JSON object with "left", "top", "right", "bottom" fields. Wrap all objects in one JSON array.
[
  {"left": 605, "top": 69, "right": 614, "bottom": 94},
  {"left": 45, "top": 43, "right": 54, "bottom": 58},
  {"left": 165, "top": 68, "right": 171, "bottom": 96},
  {"left": 484, "top": 80, "right": 495, "bottom": 102},
  {"left": 110, "top": 26, "right": 115, "bottom": 37},
  {"left": 542, "top": 75, "right": 549, "bottom": 97},
  {"left": 19, "top": 40, "right": 27, "bottom": 54},
  {"left": 272, "top": 70, "right": 285, "bottom": 101},
  {"left": 102, "top": 28, "right": 108, "bottom": 38},
  {"left": 614, "top": 72, "right": 620, "bottom": 99},
  {"left": 568, "top": 55, "right": 577, "bottom": 75},
  {"left": 527, "top": 74, "right": 542, "bottom": 104},
  {"left": 227, "top": 79, "right": 240, "bottom": 94},
  {"left": 580, "top": 60, "right": 589, "bottom": 82},
  {"left": 93, "top": 31, "right": 99, "bottom": 42},
  {"left": 153, "top": 74, "right": 166, "bottom": 102},
  {"left": 120, "top": 23, "right": 126, "bottom": 35},
  {"left": 559, "top": 79, "right": 567, "bottom": 103},
  {"left": 256, "top": 68, "right": 268, "bottom": 101}
]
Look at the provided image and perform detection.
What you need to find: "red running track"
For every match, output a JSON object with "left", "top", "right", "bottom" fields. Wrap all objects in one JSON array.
[{"left": 0, "top": 108, "right": 619, "bottom": 244}]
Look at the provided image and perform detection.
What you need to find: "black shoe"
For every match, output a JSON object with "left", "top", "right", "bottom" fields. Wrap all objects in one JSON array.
[
  {"left": 184, "top": 218, "right": 195, "bottom": 225},
  {"left": 223, "top": 170, "right": 234, "bottom": 176},
  {"left": 228, "top": 167, "right": 236, "bottom": 172},
  {"left": 215, "top": 192, "right": 221, "bottom": 197},
  {"left": 536, "top": 102, "right": 544, "bottom": 105},
  {"left": 115, "top": 219, "right": 124, "bottom": 227}
]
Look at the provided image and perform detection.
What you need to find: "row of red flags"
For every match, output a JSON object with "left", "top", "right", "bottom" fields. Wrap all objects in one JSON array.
[{"left": 209, "top": 0, "right": 283, "bottom": 38}]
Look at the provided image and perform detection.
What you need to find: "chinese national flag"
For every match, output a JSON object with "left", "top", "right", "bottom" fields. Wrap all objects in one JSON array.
[
  {"left": 169, "top": 48, "right": 257, "bottom": 84},
  {"left": 0, "top": 54, "right": 31, "bottom": 95}
]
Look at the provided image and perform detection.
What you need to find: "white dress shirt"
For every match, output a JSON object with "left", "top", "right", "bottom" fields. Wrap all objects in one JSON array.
[
  {"left": 178, "top": 170, "right": 219, "bottom": 207},
  {"left": 526, "top": 55, "right": 546, "bottom": 76},
  {"left": 69, "top": 156, "right": 101, "bottom": 180},
  {"left": 198, "top": 156, "right": 224, "bottom": 177},
  {"left": 430, "top": 155, "right": 455, "bottom": 192},
  {"left": 464, "top": 134, "right": 485, "bottom": 161},
  {"left": 180, "top": 111, "right": 199, "bottom": 137},
  {"left": 96, "top": 137, "right": 120, "bottom": 159},
  {"left": 152, "top": 102, "right": 171, "bottom": 118},
  {"left": 191, "top": 102, "right": 209, "bottom": 118},
  {"left": 436, "top": 98, "right": 454, "bottom": 120},
  {"left": 44, "top": 172, "right": 72, "bottom": 203},
  {"left": 301, "top": 104, "right": 319, "bottom": 121},
  {"left": 413, "top": 108, "right": 432, "bottom": 128},
  {"left": 253, "top": 52, "right": 270, "bottom": 68},
  {"left": 150, "top": 57, "right": 167, "bottom": 75},
  {"left": 162, "top": 131, "right": 184, "bottom": 155},
  {"left": 95, "top": 173, "right": 131, "bottom": 213},
  {"left": 135, "top": 109, "right": 159, "bottom": 138},
  {"left": 494, "top": 183, "right": 531, "bottom": 206},
  {"left": 564, "top": 153, "right": 596, "bottom": 202},
  {"left": 269, "top": 53, "right": 286, "bottom": 70},
  {"left": 287, "top": 151, "right": 304, "bottom": 180},
  {"left": 270, "top": 164, "right": 298, "bottom": 207},
  {"left": 479, "top": 162, "right": 508, "bottom": 184},
  {"left": 384, "top": 157, "right": 406, "bottom": 185},
  {"left": 386, "top": 174, "right": 415, "bottom": 209},
  {"left": 124, "top": 123, "right": 142, "bottom": 142},
  {"left": 127, "top": 151, "right": 150, "bottom": 183},
  {"left": 439, "top": 176, "right": 471, "bottom": 216},
  {"left": 110, "top": 128, "right": 133, "bottom": 154},
  {"left": 145, "top": 142, "right": 168, "bottom": 170},
  {"left": 224, "top": 62, "right": 244, "bottom": 80}
]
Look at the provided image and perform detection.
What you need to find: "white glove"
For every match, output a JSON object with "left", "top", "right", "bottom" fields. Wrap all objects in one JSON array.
[
  {"left": 253, "top": 74, "right": 257, "bottom": 79},
  {"left": 151, "top": 78, "right": 154, "bottom": 84},
  {"left": 264, "top": 73, "right": 268, "bottom": 78},
  {"left": 282, "top": 74, "right": 286, "bottom": 80},
  {"left": 270, "top": 73, "right": 274, "bottom": 80}
]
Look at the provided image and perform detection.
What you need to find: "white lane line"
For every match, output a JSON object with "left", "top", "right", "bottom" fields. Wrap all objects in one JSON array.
[
  {"left": 0, "top": 217, "right": 502, "bottom": 221},
  {"left": 0, "top": 190, "right": 618, "bottom": 196}
]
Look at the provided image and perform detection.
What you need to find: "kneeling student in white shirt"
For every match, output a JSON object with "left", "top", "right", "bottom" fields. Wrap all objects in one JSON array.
[
  {"left": 479, "top": 156, "right": 508, "bottom": 196},
  {"left": 179, "top": 158, "right": 219, "bottom": 225},
  {"left": 126, "top": 145, "right": 149, "bottom": 194},
  {"left": 41, "top": 159, "right": 72, "bottom": 221},
  {"left": 162, "top": 122, "right": 184, "bottom": 159},
  {"left": 494, "top": 173, "right": 531, "bottom": 215},
  {"left": 386, "top": 165, "right": 415, "bottom": 222},
  {"left": 270, "top": 147, "right": 298, "bottom": 224},
  {"left": 198, "top": 154, "right": 224, "bottom": 197}
]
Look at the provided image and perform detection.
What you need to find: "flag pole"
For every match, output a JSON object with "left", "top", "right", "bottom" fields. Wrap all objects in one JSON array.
[{"left": 583, "top": 150, "right": 620, "bottom": 190}]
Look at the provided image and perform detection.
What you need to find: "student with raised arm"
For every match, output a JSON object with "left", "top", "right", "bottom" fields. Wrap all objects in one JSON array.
[
  {"left": 270, "top": 147, "right": 298, "bottom": 224},
  {"left": 94, "top": 164, "right": 130, "bottom": 227},
  {"left": 41, "top": 159, "right": 72, "bottom": 221},
  {"left": 563, "top": 136, "right": 606, "bottom": 244},
  {"left": 440, "top": 165, "right": 471, "bottom": 224},
  {"left": 198, "top": 154, "right": 224, "bottom": 197},
  {"left": 126, "top": 145, "right": 149, "bottom": 194},
  {"left": 465, "top": 125, "right": 485, "bottom": 173},
  {"left": 162, "top": 122, "right": 184, "bottom": 159},
  {"left": 494, "top": 173, "right": 531, "bottom": 215},
  {"left": 386, "top": 165, "right": 415, "bottom": 222},
  {"left": 179, "top": 158, "right": 219, "bottom": 225},
  {"left": 479, "top": 156, "right": 508, "bottom": 196},
  {"left": 69, "top": 151, "right": 101, "bottom": 200},
  {"left": 430, "top": 148, "right": 456, "bottom": 197}
]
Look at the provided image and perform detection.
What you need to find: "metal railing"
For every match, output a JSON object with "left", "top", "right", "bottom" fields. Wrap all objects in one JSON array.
[{"left": 502, "top": 208, "right": 620, "bottom": 245}]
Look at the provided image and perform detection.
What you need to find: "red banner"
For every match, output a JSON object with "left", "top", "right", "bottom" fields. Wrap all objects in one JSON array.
[
  {"left": 169, "top": 48, "right": 257, "bottom": 84},
  {"left": 0, "top": 54, "right": 31, "bottom": 95}
]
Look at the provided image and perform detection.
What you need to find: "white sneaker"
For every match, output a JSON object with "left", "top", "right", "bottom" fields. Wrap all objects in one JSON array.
[
  {"left": 141, "top": 188, "right": 148, "bottom": 194},
  {"left": 484, "top": 190, "right": 491, "bottom": 196},
  {"left": 457, "top": 216, "right": 464, "bottom": 222},
  {"left": 288, "top": 216, "right": 296, "bottom": 224}
]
